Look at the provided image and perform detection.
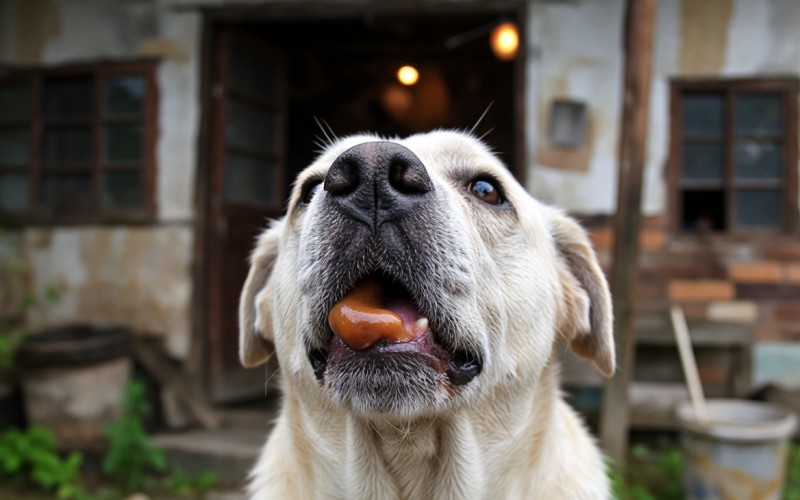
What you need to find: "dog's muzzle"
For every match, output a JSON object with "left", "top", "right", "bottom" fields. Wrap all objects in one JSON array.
[{"left": 306, "top": 142, "right": 482, "bottom": 415}]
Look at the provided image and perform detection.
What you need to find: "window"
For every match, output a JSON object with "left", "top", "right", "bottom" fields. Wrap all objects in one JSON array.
[
  {"left": 0, "top": 62, "right": 157, "bottom": 223},
  {"left": 670, "top": 79, "right": 798, "bottom": 233}
]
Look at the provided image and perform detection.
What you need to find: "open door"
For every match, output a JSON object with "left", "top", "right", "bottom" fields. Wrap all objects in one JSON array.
[{"left": 206, "top": 28, "right": 287, "bottom": 402}]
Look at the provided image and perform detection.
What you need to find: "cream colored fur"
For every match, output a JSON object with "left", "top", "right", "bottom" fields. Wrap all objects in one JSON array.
[{"left": 239, "top": 131, "right": 615, "bottom": 499}]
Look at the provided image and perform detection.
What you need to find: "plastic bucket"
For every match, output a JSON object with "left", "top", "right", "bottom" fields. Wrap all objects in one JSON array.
[{"left": 677, "top": 399, "right": 797, "bottom": 500}]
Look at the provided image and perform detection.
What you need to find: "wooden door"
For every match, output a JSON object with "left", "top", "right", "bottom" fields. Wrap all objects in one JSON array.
[{"left": 207, "top": 28, "right": 286, "bottom": 402}]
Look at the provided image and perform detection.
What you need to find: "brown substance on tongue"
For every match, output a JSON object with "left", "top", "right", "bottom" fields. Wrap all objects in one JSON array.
[{"left": 328, "top": 278, "right": 417, "bottom": 350}]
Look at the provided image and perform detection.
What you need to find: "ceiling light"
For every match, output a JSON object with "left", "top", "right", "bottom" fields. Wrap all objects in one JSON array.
[
  {"left": 397, "top": 65, "right": 420, "bottom": 86},
  {"left": 490, "top": 22, "right": 519, "bottom": 61}
]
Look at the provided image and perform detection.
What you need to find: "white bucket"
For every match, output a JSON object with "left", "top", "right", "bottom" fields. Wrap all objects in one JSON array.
[{"left": 676, "top": 399, "right": 797, "bottom": 500}]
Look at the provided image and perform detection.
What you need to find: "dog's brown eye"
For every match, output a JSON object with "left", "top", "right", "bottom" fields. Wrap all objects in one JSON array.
[
  {"left": 301, "top": 180, "right": 322, "bottom": 205},
  {"left": 468, "top": 179, "right": 502, "bottom": 205}
]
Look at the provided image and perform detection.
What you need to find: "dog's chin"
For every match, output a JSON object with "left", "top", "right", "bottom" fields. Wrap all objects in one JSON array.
[{"left": 308, "top": 332, "right": 481, "bottom": 419}]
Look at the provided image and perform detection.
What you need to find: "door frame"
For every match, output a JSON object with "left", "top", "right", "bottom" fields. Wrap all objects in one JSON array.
[{"left": 189, "top": 2, "right": 529, "bottom": 400}]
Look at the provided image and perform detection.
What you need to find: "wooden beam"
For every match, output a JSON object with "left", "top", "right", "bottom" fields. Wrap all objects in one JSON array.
[{"left": 599, "top": 0, "right": 658, "bottom": 466}]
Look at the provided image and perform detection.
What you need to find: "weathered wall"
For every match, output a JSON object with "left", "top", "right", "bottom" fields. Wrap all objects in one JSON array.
[
  {"left": 525, "top": 0, "right": 800, "bottom": 216},
  {"left": 525, "top": 0, "right": 624, "bottom": 214},
  {"left": 0, "top": 0, "right": 200, "bottom": 358},
  {"left": 526, "top": 0, "right": 800, "bottom": 388}
]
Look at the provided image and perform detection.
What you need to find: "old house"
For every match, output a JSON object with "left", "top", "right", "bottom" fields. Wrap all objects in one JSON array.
[{"left": 1, "top": 0, "right": 798, "bottom": 423}]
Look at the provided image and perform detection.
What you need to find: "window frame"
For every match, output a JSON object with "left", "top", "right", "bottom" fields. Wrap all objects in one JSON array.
[
  {"left": 0, "top": 60, "right": 158, "bottom": 225},
  {"left": 668, "top": 77, "right": 799, "bottom": 235}
]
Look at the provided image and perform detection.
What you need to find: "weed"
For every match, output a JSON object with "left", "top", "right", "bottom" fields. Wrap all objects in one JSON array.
[
  {"left": 0, "top": 425, "right": 88, "bottom": 500},
  {"left": 167, "top": 468, "right": 219, "bottom": 497},
  {"left": 102, "top": 380, "right": 221, "bottom": 497},
  {"left": 102, "top": 380, "right": 167, "bottom": 493},
  {"left": 610, "top": 444, "right": 682, "bottom": 500},
  {"left": 787, "top": 443, "right": 800, "bottom": 500}
]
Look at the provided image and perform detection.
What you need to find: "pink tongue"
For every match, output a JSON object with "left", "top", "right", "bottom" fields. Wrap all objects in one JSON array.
[{"left": 328, "top": 279, "right": 427, "bottom": 350}]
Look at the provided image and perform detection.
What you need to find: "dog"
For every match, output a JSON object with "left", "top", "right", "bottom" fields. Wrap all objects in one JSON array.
[{"left": 238, "top": 130, "right": 615, "bottom": 499}]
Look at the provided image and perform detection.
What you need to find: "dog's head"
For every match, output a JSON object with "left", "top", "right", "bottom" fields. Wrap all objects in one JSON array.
[{"left": 239, "top": 131, "right": 613, "bottom": 420}]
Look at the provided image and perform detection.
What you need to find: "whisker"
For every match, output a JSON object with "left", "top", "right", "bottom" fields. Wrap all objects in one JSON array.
[
  {"left": 313, "top": 116, "right": 334, "bottom": 147},
  {"left": 469, "top": 102, "right": 494, "bottom": 135}
]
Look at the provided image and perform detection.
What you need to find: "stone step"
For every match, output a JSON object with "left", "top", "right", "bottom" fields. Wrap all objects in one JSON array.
[{"left": 151, "top": 403, "right": 278, "bottom": 490}]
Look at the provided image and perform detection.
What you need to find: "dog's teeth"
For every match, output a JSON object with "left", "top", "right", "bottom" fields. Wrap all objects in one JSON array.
[{"left": 416, "top": 317, "right": 429, "bottom": 331}]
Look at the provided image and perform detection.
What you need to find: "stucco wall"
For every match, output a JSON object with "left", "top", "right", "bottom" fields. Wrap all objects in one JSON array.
[
  {"left": 0, "top": 0, "right": 200, "bottom": 358},
  {"left": 525, "top": 0, "right": 800, "bottom": 217}
]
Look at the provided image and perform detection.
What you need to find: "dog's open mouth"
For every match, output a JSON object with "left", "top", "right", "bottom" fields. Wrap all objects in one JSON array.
[{"left": 307, "top": 274, "right": 482, "bottom": 396}]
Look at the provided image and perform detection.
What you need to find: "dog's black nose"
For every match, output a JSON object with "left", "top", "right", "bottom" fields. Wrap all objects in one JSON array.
[{"left": 324, "top": 141, "right": 433, "bottom": 226}]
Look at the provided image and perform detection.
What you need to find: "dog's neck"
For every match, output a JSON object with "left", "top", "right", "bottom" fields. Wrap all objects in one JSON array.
[{"left": 287, "top": 363, "right": 562, "bottom": 499}]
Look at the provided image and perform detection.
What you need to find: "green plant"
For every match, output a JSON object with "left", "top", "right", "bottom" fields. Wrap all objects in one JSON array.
[
  {"left": 102, "top": 380, "right": 167, "bottom": 493},
  {"left": 167, "top": 468, "right": 219, "bottom": 497},
  {"left": 610, "top": 444, "right": 683, "bottom": 500},
  {"left": 786, "top": 442, "right": 800, "bottom": 500},
  {"left": 103, "top": 380, "right": 221, "bottom": 497},
  {"left": 0, "top": 425, "right": 88, "bottom": 499}
]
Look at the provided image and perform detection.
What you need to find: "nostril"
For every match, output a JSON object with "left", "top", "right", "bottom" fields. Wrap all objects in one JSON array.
[
  {"left": 324, "top": 158, "right": 360, "bottom": 196},
  {"left": 389, "top": 158, "right": 433, "bottom": 195}
]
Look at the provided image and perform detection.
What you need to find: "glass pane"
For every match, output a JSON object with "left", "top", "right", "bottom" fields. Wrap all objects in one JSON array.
[
  {"left": 682, "top": 142, "right": 724, "bottom": 181},
  {"left": 682, "top": 93, "right": 723, "bottom": 136},
  {"left": 42, "top": 128, "right": 92, "bottom": 167},
  {"left": 0, "top": 129, "right": 29, "bottom": 166},
  {"left": 40, "top": 174, "right": 92, "bottom": 216},
  {"left": 682, "top": 190, "right": 726, "bottom": 232},
  {"left": 735, "top": 94, "right": 783, "bottom": 135},
  {"left": 734, "top": 140, "right": 781, "bottom": 180},
  {"left": 225, "top": 100, "right": 276, "bottom": 155},
  {"left": 104, "top": 76, "right": 145, "bottom": 117},
  {"left": 224, "top": 154, "right": 277, "bottom": 207},
  {"left": 0, "top": 174, "right": 29, "bottom": 212},
  {"left": 229, "top": 41, "right": 277, "bottom": 100},
  {"left": 102, "top": 171, "right": 143, "bottom": 211},
  {"left": 44, "top": 78, "right": 93, "bottom": 120},
  {"left": 735, "top": 189, "right": 781, "bottom": 228},
  {"left": 103, "top": 124, "right": 143, "bottom": 163},
  {"left": 0, "top": 81, "right": 31, "bottom": 122}
]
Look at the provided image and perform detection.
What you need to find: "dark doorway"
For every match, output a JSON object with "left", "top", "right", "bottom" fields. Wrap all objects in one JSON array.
[{"left": 203, "top": 10, "right": 522, "bottom": 403}]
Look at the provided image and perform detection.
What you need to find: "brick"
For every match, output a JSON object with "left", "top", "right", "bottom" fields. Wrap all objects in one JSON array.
[
  {"left": 643, "top": 214, "right": 668, "bottom": 229},
  {"left": 753, "top": 324, "right": 783, "bottom": 341},
  {"left": 786, "top": 264, "right": 800, "bottom": 284},
  {"left": 589, "top": 228, "right": 613, "bottom": 250},
  {"left": 588, "top": 227, "right": 666, "bottom": 251},
  {"left": 640, "top": 229, "right": 667, "bottom": 251},
  {"left": 759, "top": 243, "right": 800, "bottom": 261},
  {"left": 728, "top": 262, "right": 782, "bottom": 283},
  {"left": 774, "top": 303, "right": 800, "bottom": 322},
  {"left": 736, "top": 284, "right": 800, "bottom": 301},
  {"left": 668, "top": 280, "right": 735, "bottom": 302},
  {"left": 706, "top": 301, "right": 759, "bottom": 324},
  {"left": 682, "top": 303, "right": 709, "bottom": 321}
]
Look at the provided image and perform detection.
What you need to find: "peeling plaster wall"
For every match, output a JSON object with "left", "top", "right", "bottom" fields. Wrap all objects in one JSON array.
[
  {"left": 525, "top": 0, "right": 624, "bottom": 214},
  {"left": 25, "top": 227, "right": 193, "bottom": 358},
  {"left": 526, "top": 0, "right": 800, "bottom": 217},
  {"left": 1, "top": 0, "right": 200, "bottom": 358}
]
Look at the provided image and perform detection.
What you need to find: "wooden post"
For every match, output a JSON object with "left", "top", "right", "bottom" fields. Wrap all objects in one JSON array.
[{"left": 599, "top": 0, "right": 657, "bottom": 466}]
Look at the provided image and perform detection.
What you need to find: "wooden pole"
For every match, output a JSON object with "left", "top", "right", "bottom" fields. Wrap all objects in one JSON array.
[{"left": 599, "top": 0, "right": 657, "bottom": 466}]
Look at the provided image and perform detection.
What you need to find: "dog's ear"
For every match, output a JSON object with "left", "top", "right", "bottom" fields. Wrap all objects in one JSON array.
[
  {"left": 239, "top": 218, "right": 284, "bottom": 368},
  {"left": 549, "top": 211, "right": 615, "bottom": 377}
]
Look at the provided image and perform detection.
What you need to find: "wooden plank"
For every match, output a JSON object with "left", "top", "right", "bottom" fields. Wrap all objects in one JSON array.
[
  {"left": 132, "top": 338, "right": 220, "bottom": 430},
  {"left": 599, "top": 0, "right": 658, "bottom": 466}
]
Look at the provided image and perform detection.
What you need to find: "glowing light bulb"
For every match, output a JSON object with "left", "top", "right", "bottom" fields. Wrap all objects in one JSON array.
[
  {"left": 397, "top": 65, "right": 420, "bottom": 86},
  {"left": 490, "top": 22, "right": 519, "bottom": 61}
]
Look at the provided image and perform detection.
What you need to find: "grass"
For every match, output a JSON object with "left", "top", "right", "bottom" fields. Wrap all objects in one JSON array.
[{"left": 612, "top": 441, "right": 800, "bottom": 500}]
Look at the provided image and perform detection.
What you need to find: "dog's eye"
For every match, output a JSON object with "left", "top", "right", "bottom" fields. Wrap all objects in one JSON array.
[
  {"left": 300, "top": 180, "right": 322, "bottom": 205},
  {"left": 468, "top": 178, "right": 503, "bottom": 205}
]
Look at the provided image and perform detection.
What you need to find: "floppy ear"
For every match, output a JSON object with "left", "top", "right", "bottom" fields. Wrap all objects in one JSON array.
[
  {"left": 549, "top": 211, "right": 615, "bottom": 377},
  {"left": 239, "top": 218, "right": 284, "bottom": 368}
]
